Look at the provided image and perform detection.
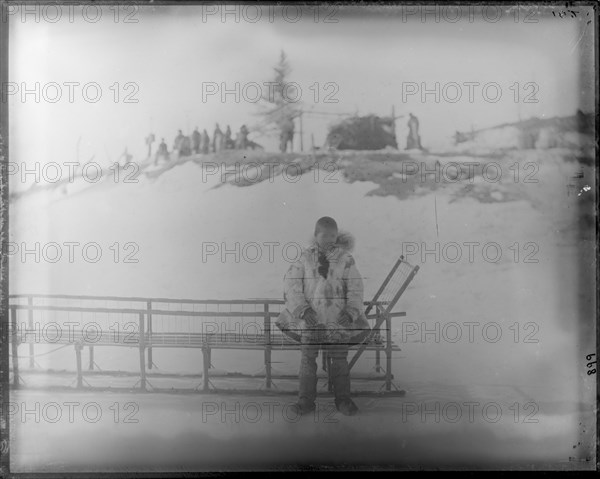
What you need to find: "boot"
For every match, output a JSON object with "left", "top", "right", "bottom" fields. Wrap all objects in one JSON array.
[
  {"left": 336, "top": 397, "right": 358, "bottom": 416},
  {"left": 288, "top": 397, "right": 315, "bottom": 416},
  {"left": 330, "top": 356, "right": 358, "bottom": 416}
]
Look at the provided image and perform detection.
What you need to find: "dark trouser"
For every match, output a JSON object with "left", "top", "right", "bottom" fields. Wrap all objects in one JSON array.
[
  {"left": 299, "top": 329, "right": 350, "bottom": 407},
  {"left": 327, "top": 345, "right": 351, "bottom": 408}
]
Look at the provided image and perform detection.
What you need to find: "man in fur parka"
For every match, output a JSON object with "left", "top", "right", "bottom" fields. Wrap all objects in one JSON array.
[{"left": 276, "top": 217, "right": 370, "bottom": 416}]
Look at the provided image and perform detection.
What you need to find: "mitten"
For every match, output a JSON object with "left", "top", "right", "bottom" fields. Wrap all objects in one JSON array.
[
  {"left": 338, "top": 309, "right": 354, "bottom": 327},
  {"left": 301, "top": 308, "right": 318, "bottom": 327}
]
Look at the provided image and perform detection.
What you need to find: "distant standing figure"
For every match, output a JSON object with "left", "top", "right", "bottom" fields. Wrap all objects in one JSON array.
[
  {"left": 576, "top": 109, "right": 589, "bottom": 132},
  {"left": 155, "top": 138, "right": 169, "bottom": 165},
  {"left": 224, "top": 125, "right": 235, "bottom": 149},
  {"left": 173, "top": 129, "right": 185, "bottom": 156},
  {"left": 213, "top": 123, "right": 224, "bottom": 153},
  {"left": 145, "top": 133, "right": 155, "bottom": 158},
  {"left": 406, "top": 113, "right": 422, "bottom": 150},
  {"left": 235, "top": 124, "right": 249, "bottom": 150},
  {"left": 201, "top": 129, "right": 210, "bottom": 154},
  {"left": 180, "top": 136, "right": 192, "bottom": 157},
  {"left": 191, "top": 127, "right": 201, "bottom": 154},
  {"left": 279, "top": 117, "right": 294, "bottom": 153}
]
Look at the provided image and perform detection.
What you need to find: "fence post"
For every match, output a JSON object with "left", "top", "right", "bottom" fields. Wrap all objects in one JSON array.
[
  {"left": 10, "top": 306, "right": 19, "bottom": 388},
  {"left": 146, "top": 300, "right": 153, "bottom": 369},
  {"left": 264, "top": 303, "right": 271, "bottom": 389},
  {"left": 28, "top": 297, "right": 34, "bottom": 368},
  {"left": 138, "top": 313, "right": 146, "bottom": 391}
]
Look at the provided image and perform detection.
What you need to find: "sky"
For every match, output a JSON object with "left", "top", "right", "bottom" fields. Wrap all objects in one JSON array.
[{"left": 8, "top": 4, "right": 595, "bottom": 167}]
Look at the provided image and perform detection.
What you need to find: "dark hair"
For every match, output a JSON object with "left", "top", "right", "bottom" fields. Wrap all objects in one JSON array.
[{"left": 314, "top": 216, "right": 338, "bottom": 235}]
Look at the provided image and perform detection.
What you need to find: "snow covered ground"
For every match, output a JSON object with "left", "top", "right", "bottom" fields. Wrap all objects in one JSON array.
[
  {"left": 9, "top": 387, "right": 595, "bottom": 472},
  {"left": 8, "top": 147, "right": 596, "bottom": 470}
]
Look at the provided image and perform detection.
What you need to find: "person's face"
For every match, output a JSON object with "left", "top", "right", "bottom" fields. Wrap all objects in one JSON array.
[{"left": 315, "top": 227, "right": 338, "bottom": 251}]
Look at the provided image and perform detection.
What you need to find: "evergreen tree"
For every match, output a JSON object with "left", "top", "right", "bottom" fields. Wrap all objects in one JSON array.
[{"left": 255, "top": 51, "right": 302, "bottom": 141}]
